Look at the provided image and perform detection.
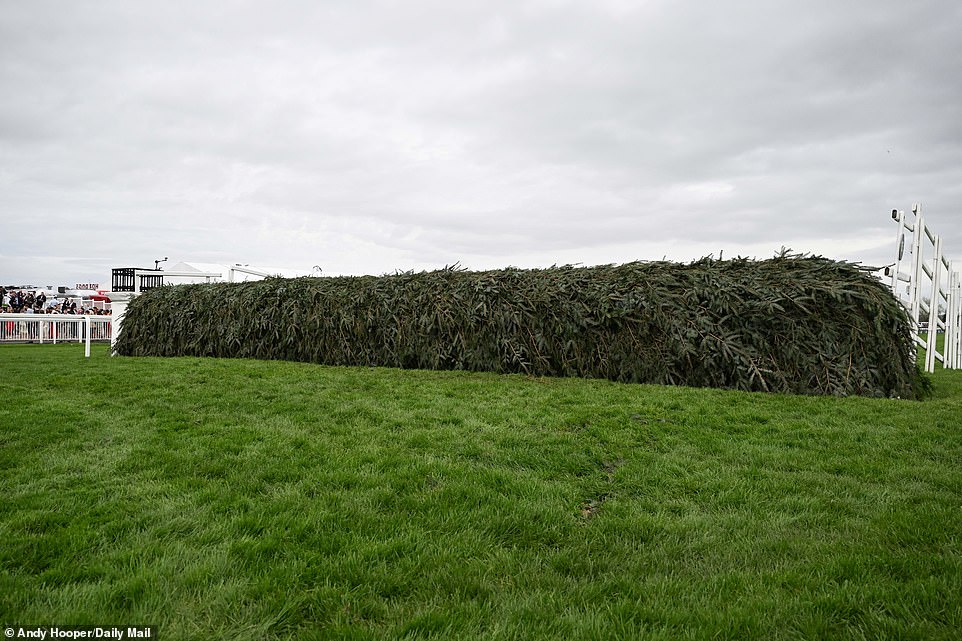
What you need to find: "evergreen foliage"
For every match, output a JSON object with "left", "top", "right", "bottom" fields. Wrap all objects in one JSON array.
[{"left": 115, "top": 254, "right": 927, "bottom": 398}]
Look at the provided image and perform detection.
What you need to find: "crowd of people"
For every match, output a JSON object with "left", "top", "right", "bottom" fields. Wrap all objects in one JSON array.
[{"left": 1, "top": 289, "right": 111, "bottom": 315}]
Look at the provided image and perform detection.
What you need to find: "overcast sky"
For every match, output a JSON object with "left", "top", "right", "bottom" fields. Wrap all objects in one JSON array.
[{"left": 2, "top": 0, "right": 961, "bottom": 287}]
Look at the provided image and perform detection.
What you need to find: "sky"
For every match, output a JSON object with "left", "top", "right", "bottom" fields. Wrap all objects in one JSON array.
[{"left": 2, "top": 0, "right": 961, "bottom": 287}]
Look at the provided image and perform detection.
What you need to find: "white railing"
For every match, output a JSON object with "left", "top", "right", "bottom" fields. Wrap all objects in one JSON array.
[
  {"left": 886, "top": 204, "right": 961, "bottom": 372},
  {"left": 0, "top": 314, "right": 112, "bottom": 357}
]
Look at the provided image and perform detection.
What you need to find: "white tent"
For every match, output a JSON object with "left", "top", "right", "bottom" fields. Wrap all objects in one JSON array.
[{"left": 164, "top": 262, "right": 313, "bottom": 284}]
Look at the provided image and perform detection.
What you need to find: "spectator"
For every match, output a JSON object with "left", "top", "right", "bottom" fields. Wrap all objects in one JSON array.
[
  {"left": 8, "top": 290, "right": 21, "bottom": 312},
  {"left": 0, "top": 290, "right": 110, "bottom": 316}
]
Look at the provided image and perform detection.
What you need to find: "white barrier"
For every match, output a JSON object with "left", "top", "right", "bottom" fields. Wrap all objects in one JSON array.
[
  {"left": 0, "top": 314, "right": 112, "bottom": 357},
  {"left": 105, "top": 291, "right": 137, "bottom": 355},
  {"left": 886, "top": 204, "right": 961, "bottom": 372}
]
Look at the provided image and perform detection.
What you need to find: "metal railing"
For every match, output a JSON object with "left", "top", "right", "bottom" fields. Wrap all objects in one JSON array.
[
  {"left": 111, "top": 267, "right": 223, "bottom": 293},
  {"left": 111, "top": 267, "right": 164, "bottom": 292}
]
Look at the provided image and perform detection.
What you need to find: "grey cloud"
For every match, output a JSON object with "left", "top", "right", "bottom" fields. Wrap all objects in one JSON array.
[{"left": 1, "top": 0, "right": 960, "bottom": 285}]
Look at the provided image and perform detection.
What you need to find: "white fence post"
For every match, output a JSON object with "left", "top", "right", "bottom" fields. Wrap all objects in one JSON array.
[
  {"left": 106, "top": 292, "right": 137, "bottom": 355},
  {"left": 949, "top": 266, "right": 962, "bottom": 369},
  {"left": 925, "top": 234, "right": 942, "bottom": 372},
  {"left": 85, "top": 316, "right": 92, "bottom": 358},
  {"left": 946, "top": 267, "right": 955, "bottom": 369}
]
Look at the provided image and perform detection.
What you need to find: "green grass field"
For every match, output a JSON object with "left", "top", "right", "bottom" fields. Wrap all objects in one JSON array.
[{"left": 2, "top": 344, "right": 961, "bottom": 640}]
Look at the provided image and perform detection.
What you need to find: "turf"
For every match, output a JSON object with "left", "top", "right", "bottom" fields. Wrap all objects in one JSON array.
[{"left": 1, "top": 344, "right": 960, "bottom": 640}]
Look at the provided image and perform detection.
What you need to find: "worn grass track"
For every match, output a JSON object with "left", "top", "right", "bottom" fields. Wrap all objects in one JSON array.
[{"left": 1, "top": 344, "right": 960, "bottom": 640}]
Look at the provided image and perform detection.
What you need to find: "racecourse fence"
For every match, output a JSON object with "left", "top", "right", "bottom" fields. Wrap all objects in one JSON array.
[
  {"left": 0, "top": 314, "right": 112, "bottom": 357},
  {"left": 886, "top": 204, "right": 962, "bottom": 372}
]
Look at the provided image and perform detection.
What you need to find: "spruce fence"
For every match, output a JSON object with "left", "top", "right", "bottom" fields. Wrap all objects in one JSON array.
[{"left": 115, "top": 255, "right": 927, "bottom": 399}]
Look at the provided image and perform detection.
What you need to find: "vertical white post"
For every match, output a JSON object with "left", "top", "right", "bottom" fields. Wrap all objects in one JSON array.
[
  {"left": 925, "top": 235, "right": 943, "bottom": 373},
  {"left": 106, "top": 292, "right": 136, "bottom": 356},
  {"left": 945, "top": 269, "right": 954, "bottom": 369},
  {"left": 950, "top": 267, "right": 962, "bottom": 369},
  {"left": 945, "top": 263, "right": 962, "bottom": 369},
  {"left": 909, "top": 209, "right": 924, "bottom": 327},
  {"left": 85, "top": 316, "right": 91, "bottom": 358},
  {"left": 890, "top": 209, "right": 905, "bottom": 295},
  {"left": 955, "top": 270, "right": 961, "bottom": 369}
]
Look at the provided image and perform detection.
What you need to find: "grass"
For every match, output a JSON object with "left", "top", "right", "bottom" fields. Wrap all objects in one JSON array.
[{"left": 1, "top": 343, "right": 961, "bottom": 640}]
